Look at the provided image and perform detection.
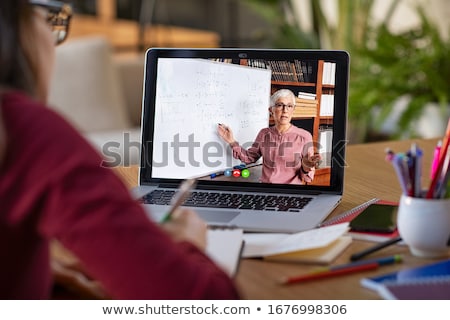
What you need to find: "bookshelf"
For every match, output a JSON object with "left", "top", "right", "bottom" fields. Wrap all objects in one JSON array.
[
  {"left": 214, "top": 58, "right": 335, "bottom": 185},
  {"left": 266, "top": 59, "right": 335, "bottom": 185}
]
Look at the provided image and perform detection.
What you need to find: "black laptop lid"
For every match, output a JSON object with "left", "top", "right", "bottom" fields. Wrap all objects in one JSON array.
[{"left": 139, "top": 48, "right": 349, "bottom": 194}]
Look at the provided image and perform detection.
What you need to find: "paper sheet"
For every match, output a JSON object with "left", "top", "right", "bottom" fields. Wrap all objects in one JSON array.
[{"left": 242, "top": 223, "right": 349, "bottom": 258}]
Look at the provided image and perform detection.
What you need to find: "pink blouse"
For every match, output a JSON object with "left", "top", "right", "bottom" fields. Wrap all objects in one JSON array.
[{"left": 231, "top": 125, "right": 315, "bottom": 184}]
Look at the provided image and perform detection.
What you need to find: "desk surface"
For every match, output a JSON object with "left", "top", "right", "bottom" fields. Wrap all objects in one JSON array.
[{"left": 115, "top": 138, "right": 449, "bottom": 299}]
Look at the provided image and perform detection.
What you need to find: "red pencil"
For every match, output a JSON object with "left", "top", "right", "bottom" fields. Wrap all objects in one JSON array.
[
  {"left": 426, "top": 118, "right": 450, "bottom": 198},
  {"left": 279, "top": 263, "right": 379, "bottom": 285},
  {"left": 279, "top": 255, "right": 402, "bottom": 285}
]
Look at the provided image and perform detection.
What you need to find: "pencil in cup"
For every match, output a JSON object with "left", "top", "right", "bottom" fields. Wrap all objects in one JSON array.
[
  {"left": 430, "top": 140, "right": 442, "bottom": 179},
  {"left": 427, "top": 118, "right": 450, "bottom": 198},
  {"left": 385, "top": 149, "right": 410, "bottom": 195}
]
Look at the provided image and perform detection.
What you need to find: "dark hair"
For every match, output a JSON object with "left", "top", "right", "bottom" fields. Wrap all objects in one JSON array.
[{"left": 0, "top": 0, "right": 36, "bottom": 96}]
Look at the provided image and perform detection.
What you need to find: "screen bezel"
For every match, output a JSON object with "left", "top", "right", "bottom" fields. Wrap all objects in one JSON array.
[{"left": 139, "top": 48, "right": 349, "bottom": 195}]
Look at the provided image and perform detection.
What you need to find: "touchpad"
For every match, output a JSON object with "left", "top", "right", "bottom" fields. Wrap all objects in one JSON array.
[{"left": 196, "top": 209, "right": 240, "bottom": 223}]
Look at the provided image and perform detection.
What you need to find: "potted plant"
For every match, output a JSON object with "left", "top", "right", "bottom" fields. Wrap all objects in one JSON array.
[
  {"left": 242, "top": 0, "right": 450, "bottom": 140},
  {"left": 350, "top": 7, "right": 450, "bottom": 139}
]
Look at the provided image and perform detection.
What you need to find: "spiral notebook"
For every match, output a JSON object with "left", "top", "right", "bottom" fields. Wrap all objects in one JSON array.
[
  {"left": 318, "top": 198, "right": 400, "bottom": 242},
  {"left": 242, "top": 223, "right": 351, "bottom": 265},
  {"left": 361, "top": 258, "right": 450, "bottom": 299},
  {"left": 376, "top": 277, "right": 450, "bottom": 300}
]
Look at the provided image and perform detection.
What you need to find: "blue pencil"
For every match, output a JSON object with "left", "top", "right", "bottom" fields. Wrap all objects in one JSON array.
[
  {"left": 387, "top": 151, "right": 410, "bottom": 195},
  {"left": 210, "top": 171, "right": 225, "bottom": 179}
]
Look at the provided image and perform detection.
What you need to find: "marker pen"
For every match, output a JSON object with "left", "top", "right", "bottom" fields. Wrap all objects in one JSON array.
[{"left": 210, "top": 171, "right": 224, "bottom": 179}]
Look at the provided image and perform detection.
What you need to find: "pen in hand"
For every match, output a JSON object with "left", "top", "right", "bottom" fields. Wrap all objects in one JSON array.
[
  {"left": 218, "top": 123, "right": 230, "bottom": 131},
  {"left": 160, "top": 179, "right": 196, "bottom": 223}
]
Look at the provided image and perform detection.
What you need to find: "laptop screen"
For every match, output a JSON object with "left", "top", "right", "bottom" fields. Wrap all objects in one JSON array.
[{"left": 140, "top": 49, "right": 349, "bottom": 194}]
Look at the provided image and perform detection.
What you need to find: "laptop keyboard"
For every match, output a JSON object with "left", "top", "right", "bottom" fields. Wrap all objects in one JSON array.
[{"left": 141, "top": 190, "right": 313, "bottom": 212}]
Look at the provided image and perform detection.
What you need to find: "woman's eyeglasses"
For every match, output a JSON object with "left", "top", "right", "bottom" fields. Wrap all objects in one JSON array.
[
  {"left": 274, "top": 103, "right": 295, "bottom": 111},
  {"left": 29, "top": 1, "right": 73, "bottom": 45}
]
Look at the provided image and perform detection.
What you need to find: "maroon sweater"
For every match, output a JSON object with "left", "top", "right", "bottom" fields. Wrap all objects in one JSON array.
[{"left": 0, "top": 91, "right": 239, "bottom": 299}]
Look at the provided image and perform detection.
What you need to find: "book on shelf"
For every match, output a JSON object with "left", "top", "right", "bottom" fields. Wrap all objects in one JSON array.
[
  {"left": 293, "top": 106, "right": 317, "bottom": 118},
  {"left": 296, "top": 97, "right": 318, "bottom": 106},
  {"left": 293, "top": 97, "right": 317, "bottom": 118},
  {"left": 319, "top": 94, "right": 334, "bottom": 116},
  {"left": 318, "top": 198, "right": 400, "bottom": 242},
  {"left": 297, "top": 91, "right": 316, "bottom": 100},
  {"left": 267, "top": 60, "right": 288, "bottom": 82},
  {"left": 265, "top": 60, "right": 315, "bottom": 83},
  {"left": 322, "top": 62, "right": 336, "bottom": 85},
  {"left": 304, "top": 61, "right": 313, "bottom": 83},
  {"left": 245, "top": 59, "right": 267, "bottom": 70},
  {"left": 361, "top": 258, "right": 450, "bottom": 299},
  {"left": 210, "top": 58, "right": 234, "bottom": 64},
  {"left": 294, "top": 60, "right": 305, "bottom": 82},
  {"left": 290, "top": 62, "right": 300, "bottom": 82},
  {"left": 319, "top": 127, "right": 333, "bottom": 167},
  {"left": 206, "top": 228, "right": 244, "bottom": 277},
  {"left": 242, "top": 223, "right": 351, "bottom": 265}
]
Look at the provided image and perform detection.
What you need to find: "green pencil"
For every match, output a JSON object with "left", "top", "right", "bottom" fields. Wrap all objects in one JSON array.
[{"left": 160, "top": 179, "right": 196, "bottom": 223}]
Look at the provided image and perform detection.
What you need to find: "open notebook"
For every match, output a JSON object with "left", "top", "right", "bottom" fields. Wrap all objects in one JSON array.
[
  {"left": 206, "top": 228, "right": 244, "bottom": 277},
  {"left": 133, "top": 48, "right": 349, "bottom": 233},
  {"left": 242, "top": 223, "right": 351, "bottom": 264}
]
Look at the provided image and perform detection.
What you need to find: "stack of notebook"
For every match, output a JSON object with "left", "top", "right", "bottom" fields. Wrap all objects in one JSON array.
[{"left": 361, "top": 259, "right": 450, "bottom": 299}]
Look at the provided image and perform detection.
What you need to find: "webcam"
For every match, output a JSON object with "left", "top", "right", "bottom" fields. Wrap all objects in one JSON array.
[{"left": 238, "top": 53, "right": 247, "bottom": 58}]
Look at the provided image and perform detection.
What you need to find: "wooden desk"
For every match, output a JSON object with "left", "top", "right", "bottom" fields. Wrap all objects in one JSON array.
[{"left": 114, "top": 138, "right": 449, "bottom": 299}]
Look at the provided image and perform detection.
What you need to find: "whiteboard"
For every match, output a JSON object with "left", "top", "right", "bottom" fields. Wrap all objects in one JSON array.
[{"left": 152, "top": 58, "right": 271, "bottom": 179}]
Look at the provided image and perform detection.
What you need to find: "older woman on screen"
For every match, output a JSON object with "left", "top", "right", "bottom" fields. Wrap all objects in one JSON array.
[{"left": 218, "top": 89, "right": 321, "bottom": 184}]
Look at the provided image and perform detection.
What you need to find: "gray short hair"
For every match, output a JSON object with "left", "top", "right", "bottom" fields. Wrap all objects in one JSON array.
[{"left": 270, "top": 89, "right": 296, "bottom": 107}]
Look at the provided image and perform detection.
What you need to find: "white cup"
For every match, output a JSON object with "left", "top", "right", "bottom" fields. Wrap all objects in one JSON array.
[{"left": 397, "top": 194, "right": 450, "bottom": 258}]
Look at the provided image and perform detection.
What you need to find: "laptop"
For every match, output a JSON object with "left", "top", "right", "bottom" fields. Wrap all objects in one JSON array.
[{"left": 133, "top": 48, "right": 349, "bottom": 233}]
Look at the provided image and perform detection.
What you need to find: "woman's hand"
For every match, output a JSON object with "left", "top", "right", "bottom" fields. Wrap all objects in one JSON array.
[
  {"left": 302, "top": 153, "right": 322, "bottom": 172},
  {"left": 160, "top": 209, "right": 207, "bottom": 251},
  {"left": 51, "top": 241, "right": 110, "bottom": 299},
  {"left": 217, "top": 124, "right": 236, "bottom": 145}
]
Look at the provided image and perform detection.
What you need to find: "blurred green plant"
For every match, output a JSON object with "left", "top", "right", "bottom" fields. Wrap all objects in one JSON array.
[
  {"left": 242, "top": 0, "right": 319, "bottom": 48},
  {"left": 243, "top": 0, "right": 450, "bottom": 140},
  {"left": 350, "top": 7, "right": 450, "bottom": 138}
]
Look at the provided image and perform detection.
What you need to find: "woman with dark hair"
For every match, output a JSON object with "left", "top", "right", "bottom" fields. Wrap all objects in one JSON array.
[{"left": 0, "top": 0, "right": 239, "bottom": 299}]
